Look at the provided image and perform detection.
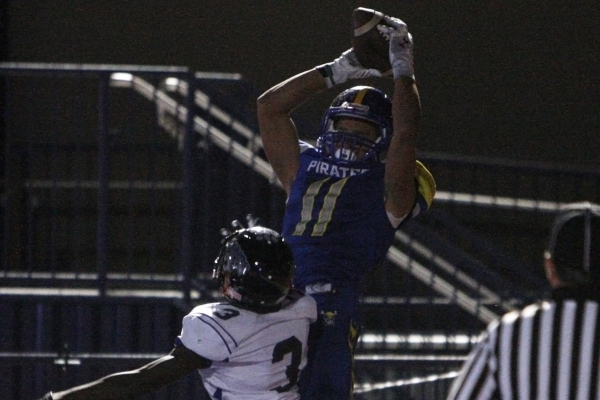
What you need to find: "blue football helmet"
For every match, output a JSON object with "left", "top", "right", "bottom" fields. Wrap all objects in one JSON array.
[
  {"left": 213, "top": 226, "right": 294, "bottom": 313},
  {"left": 316, "top": 85, "right": 393, "bottom": 166}
]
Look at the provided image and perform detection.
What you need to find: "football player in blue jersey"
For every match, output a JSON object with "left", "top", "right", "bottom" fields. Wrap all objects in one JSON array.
[
  {"left": 36, "top": 225, "right": 317, "bottom": 400},
  {"left": 256, "top": 16, "right": 435, "bottom": 400}
]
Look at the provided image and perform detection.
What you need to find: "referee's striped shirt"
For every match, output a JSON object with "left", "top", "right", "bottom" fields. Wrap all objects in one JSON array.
[{"left": 446, "top": 298, "right": 600, "bottom": 400}]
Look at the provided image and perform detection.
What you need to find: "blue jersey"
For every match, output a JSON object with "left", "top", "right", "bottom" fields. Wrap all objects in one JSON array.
[{"left": 282, "top": 142, "right": 430, "bottom": 290}]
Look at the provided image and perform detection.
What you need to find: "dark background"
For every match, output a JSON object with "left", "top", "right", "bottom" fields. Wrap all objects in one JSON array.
[{"left": 3, "top": 0, "right": 598, "bottom": 166}]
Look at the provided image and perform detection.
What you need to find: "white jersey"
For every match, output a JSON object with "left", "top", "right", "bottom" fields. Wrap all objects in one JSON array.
[{"left": 178, "top": 293, "right": 317, "bottom": 400}]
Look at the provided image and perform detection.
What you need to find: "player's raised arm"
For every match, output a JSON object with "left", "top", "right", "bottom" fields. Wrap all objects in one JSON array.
[
  {"left": 257, "top": 49, "right": 382, "bottom": 195},
  {"left": 39, "top": 345, "right": 210, "bottom": 400},
  {"left": 257, "top": 69, "right": 324, "bottom": 195},
  {"left": 378, "top": 17, "right": 430, "bottom": 221}
]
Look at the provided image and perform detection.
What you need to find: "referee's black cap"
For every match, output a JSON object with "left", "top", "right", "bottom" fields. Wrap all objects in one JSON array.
[{"left": 545, "top": 202, "right": 600, "bottom": 286}]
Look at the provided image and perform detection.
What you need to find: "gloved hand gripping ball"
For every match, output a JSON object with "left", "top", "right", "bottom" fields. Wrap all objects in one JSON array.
[
  {"left": 377, "top": 16, "right": 415, "bottom": 80},
  {"left": 316, "top": 48, "right": 382, "bottom": 88}
]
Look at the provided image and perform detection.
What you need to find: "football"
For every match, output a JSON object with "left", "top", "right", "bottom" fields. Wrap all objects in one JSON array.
[{"left": 351, "top": 7, "right": 393, "bottom": 73}]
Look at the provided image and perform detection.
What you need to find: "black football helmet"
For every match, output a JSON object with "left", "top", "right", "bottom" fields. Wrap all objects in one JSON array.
[
  {"left": 213, "top": 226, "right": 294, "bottom": 313},
  {"left": 316, "top": 85, "right": 393, "bottom": 167}
]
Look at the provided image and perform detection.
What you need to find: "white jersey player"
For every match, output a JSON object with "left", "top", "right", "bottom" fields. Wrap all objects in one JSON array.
[
  {"left": 37, "top": 225, "right": 317, "bottom": 400},
  {"left": 180, "top": 293, "right": 315, "bottom": 399}
]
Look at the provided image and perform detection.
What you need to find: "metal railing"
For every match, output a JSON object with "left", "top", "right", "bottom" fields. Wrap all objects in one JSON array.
[{"left": 0, "top": 62, "right": 199, "bottom": 302}]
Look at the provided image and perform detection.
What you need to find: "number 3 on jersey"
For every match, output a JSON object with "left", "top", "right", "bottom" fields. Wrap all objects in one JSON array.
[
  {"left": 271, "top": 336, "right": 302, "bottom": 393},
  {"left": 292, "top": 177, "right": 349, "bottom": 237}
]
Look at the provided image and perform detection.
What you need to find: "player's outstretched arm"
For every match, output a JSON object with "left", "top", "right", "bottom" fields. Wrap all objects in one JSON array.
[
  {"left": 385, "top": 76, "right": 421, "bottom": 219},
  {"left": 38, "top": 345, "right": 210, "bottom": 400},
  {"left": 378, "top": 17, "right": 423, "bottom": 220},
  {"left": 257, "top": 48, "right": 381, "bottom": 195}
]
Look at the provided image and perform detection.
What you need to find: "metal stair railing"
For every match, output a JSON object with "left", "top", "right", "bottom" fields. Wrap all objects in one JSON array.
[
  {"left": 109, "top": 72, "right": 279, "bottom": 186},
  {"left": 386, "top": 243, "right": 501, "bottom": 324},
  {"left": 394, "top": 230, "right": 520, "bottom": 312},
  {"left": 160, "top": 74, "right": 263, "bottom": 150},
  {"left": 414, "top": 210, "right": 548, "bottom": 293}
]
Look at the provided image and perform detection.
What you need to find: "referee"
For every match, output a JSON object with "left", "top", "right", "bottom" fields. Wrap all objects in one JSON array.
[{"left": 446, "top": 201, "right": 600, "bottom": 400}]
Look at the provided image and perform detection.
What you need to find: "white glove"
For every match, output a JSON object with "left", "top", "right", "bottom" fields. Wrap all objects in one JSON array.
[
  {"left": 315, "top": 48, "right": 382, "bottom": 88},
  {"left": 377, "top": 16, "right": 415, "bottom": 80}
]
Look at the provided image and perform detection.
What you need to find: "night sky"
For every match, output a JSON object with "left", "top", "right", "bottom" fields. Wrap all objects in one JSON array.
[{"left": 4, "top": 0, "right": 599, "bottom": 166}]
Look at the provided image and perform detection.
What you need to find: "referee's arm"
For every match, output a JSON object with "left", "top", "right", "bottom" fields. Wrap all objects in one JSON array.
[{"left": 446, "top": 324, "right": 499, "bottom": 400}]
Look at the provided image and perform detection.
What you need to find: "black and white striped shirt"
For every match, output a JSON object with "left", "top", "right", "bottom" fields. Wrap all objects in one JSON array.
[{"left": 447, "top": 292, "right": 600, "bottom": 400}]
